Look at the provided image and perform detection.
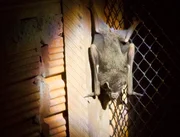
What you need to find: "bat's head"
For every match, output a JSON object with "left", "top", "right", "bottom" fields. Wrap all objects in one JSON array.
[{"left": 102, "top": 75, "right": 126, "bottom": 100}]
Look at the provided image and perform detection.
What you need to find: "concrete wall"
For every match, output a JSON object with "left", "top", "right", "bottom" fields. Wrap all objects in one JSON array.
[
  {"left": 0, "top": 0, "right": 113, "bottom": 137},
  {"left": 0, "top": 0, "right": 67, "bottom": 136},
  {"left": 63, "top": 0, "right": 109, "bottom": 137}
]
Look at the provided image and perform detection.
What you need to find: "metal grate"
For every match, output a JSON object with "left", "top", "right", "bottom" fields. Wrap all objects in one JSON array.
[{"left": 105, "top": 0, "right": 180, "bottom": 137}]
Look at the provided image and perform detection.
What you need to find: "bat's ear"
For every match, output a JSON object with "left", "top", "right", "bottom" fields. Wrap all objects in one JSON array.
[
  {"left": 95, "top": 19, "right": 110, "bottom": 33},
  {"left": 102, "top": 82, "right": 111, "bottom": 90},
  {"left": 132, "top": 17, "right": 141, "bottom": 26}
]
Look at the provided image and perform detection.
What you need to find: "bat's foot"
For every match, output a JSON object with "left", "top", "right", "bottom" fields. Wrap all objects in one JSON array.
[
  {"left": 94, "top": 80, "right": 100, "bottom": 96},
  {"left": 84, "top": 81, "right": 100, "bottom": 98},
  {"left": 128, "top": 91, "right": 143, "bottom": 97},
  {"left": 132, "top": 17, "right": 141, "bottom": 26},
  {"left": 84, "top": 92, "right": 99, "bottom": 98},
  {"left": 84, "top": 92, "right": 95, "bottom": 98}
]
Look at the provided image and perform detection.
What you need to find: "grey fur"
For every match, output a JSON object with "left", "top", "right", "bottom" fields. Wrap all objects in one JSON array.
[
  {"left": 85, "top": 5, "right": 143, "bottom": 100},
  {"left": 86, "top": 20, "right": 143, "bottom": 100}
]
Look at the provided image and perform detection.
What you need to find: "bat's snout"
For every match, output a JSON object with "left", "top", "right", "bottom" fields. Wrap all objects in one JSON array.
[{"left": 109, "top": 92, "right": 119, "bottom": 100}]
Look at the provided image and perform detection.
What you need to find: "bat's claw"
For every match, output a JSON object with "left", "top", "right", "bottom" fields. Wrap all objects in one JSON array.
[
  {"left": 128, "top": 91, "right": 143, "bottom": 97},
  {"left": 84, "top": 91, "right": 101, "bottom": 98},
  {"left": 132, "top": 17, "right": 141, "bottom": 24},
  {"left": 84, "top": 93, "right": 96, "bottom": 98},
  {"left": 94, "top": 81, "right": 100, "bottom": 96},
  {"left": 132, "top": 91, "right": 143, "bottom": 97}
]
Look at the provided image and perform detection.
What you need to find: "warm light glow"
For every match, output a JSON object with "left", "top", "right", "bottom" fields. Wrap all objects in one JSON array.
[{"left": 109, "top": 87, "right": 128, "bottom": 137}]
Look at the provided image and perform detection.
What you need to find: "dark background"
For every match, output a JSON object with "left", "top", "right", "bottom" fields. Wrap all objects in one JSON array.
[
  {"left": 0, "top": 0, "right": 180, "bottom": 137},
  {"left": 120, "top": 0, "right": 180, "bottom": 136},
  {"left": 134, "top": 0, "right": 180, "bottom": 136}
]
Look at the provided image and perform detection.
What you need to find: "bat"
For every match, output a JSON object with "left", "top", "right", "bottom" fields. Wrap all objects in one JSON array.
[{"left": 86, "top": 5, "right": 143, "bottom": 100}]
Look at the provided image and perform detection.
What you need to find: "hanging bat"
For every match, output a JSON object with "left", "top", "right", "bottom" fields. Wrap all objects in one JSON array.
[{"left": 86, "top": 5, "right": 143, "bottom": 100}]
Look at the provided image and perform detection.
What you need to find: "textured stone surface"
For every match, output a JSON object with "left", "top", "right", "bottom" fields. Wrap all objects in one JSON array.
[{"left": 0, "top": 1, "right": 67, "bottom": 137}]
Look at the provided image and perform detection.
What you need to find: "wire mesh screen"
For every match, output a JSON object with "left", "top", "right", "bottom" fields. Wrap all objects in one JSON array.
[{"left": 105, "top": 0, "right": 180, "bottom": 137}]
